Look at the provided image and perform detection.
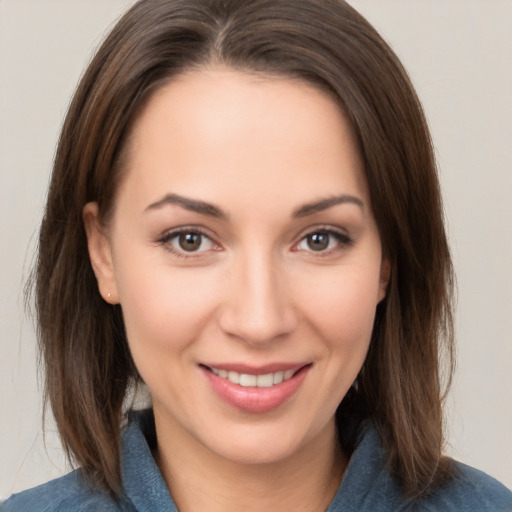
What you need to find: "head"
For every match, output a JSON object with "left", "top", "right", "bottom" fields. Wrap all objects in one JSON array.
[{"left": 36, "top": 0, "right": 454, "bottom": 499}]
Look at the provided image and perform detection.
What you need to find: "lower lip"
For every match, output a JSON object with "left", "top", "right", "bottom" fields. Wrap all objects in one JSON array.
[{"left": 202, "top": 366, "right": 310, "bottom": 413}]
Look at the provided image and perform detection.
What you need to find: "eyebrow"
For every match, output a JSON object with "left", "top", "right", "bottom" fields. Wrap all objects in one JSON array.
[
  {"left": 292, "top": 194, "right": 364, "bottom": 217},
  {"left": 145, "top": 192, "right": 363, "bottom": 219},
  {"left": 145, "top": 193, "right": 227, "bottom": 218}
]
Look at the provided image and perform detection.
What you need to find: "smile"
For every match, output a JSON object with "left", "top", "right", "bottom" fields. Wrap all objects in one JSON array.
[
  {"left": 208, "top": 368, "right": 296, "bottom": 388},
  {"left": 201, "top": 363, "right": 311, "bottom": 413}
]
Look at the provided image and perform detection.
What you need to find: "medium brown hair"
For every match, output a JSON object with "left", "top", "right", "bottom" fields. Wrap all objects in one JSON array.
[{"left": 34, "top": 0, "right": 455, "bottom": 499}]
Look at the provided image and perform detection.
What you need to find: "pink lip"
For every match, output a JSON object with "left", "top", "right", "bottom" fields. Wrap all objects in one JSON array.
[{"left": 200, "top": 363, "right": 311, "bottom": 414}]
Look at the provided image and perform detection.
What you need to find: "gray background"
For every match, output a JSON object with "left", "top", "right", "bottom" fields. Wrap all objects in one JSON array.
[{"left": 1, "top": 0, "right": 511, "bottom": 499}]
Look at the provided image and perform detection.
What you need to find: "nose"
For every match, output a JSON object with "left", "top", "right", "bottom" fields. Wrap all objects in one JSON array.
[{"left": 218, "top": 251, "right": 297, "bottom": 346}]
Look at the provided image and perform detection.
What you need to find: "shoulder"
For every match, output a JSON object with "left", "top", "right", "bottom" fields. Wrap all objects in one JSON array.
[
  {"left": 414, "top": 461, "right": 512, "bottom": 512},
  {"left": 1, "top": 410, "right": 172, "bottom": 512},
  {"left": 0, "top": 470, "right": 134, "bottom": 512},
  {"left": 331, "top": 420, "right": 512, "bottom": 512}
]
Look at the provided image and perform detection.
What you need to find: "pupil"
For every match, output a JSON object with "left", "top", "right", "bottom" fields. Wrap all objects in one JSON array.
[
  {"left": 179, "top": 233, "right": 201, "bottom": 251},
  {"left": 307, "top": 232, "right": 329, "bottom": 251}
]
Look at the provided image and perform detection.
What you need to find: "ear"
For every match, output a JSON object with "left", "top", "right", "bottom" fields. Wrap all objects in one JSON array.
[
  {"left": 377, "top": 257, "right": 391, "bottom": 303},
  {"left": 83, "top": 202, "right": 119, "bottom": 304}
]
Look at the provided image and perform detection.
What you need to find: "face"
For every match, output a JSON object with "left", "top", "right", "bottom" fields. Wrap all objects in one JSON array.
[{"left": 85, "top": 68, "right": 389, "bottom": 467}]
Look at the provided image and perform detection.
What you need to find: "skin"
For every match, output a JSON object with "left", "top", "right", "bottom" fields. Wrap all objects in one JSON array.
[{"left": 84, "top": 67, "right": 389, "bottom": 512}]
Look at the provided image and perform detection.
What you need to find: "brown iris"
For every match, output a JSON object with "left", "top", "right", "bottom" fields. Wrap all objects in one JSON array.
[
  {"left": 306, "top": 232, "right": 330, "bottom": 251},
  {"left": 179, "top": 232, "right": 202, "bottom": 251}
]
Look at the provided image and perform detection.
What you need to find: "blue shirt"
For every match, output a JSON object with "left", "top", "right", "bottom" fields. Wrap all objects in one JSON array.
[{"left": 2, "top": 410, "right": 511, "bottom": 511}]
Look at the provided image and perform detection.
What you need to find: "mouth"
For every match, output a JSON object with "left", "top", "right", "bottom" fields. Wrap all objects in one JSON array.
[{"left": 199, "top": 363, "right": 312, "bottom": 413}]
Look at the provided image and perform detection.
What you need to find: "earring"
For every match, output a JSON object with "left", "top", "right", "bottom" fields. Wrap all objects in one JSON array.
[{"left": 107, "top": 293, "right": 111, "bottom": 298}]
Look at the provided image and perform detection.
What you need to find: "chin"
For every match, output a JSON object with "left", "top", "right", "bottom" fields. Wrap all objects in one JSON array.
[
  {"left": 208, "top": 433, "right": 304, "bottom": 466},
  {"left": 196, "top": 414, "right": 332, "bottom": 467}
]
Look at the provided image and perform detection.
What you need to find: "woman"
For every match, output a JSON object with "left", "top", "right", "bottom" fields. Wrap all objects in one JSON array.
[{"left": 3, "top": 0, "right": 511, "bottom": 510}]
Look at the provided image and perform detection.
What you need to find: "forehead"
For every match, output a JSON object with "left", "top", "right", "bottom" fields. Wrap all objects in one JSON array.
[{"left": 119, "top": 67, "right": 369, "bottom": 214}]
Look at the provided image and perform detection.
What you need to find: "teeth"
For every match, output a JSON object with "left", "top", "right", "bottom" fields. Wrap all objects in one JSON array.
[
  {"left": 239, "top": 374, "right": 257, "bottom": 386},
  {"left": 210, "top": 368, "right": 298, "bottom": 387},
  {"left": 228, "top": 371, "right": 240, "bottom": 384},
  {"left": 284, "top": 370, "right": 294, "bottom": 380},
  {"left": 273, "top": 371, "right": 284, "bottom": 384},
  {"left": 256, "top": 373, "right": 273, "bottom": 387}
]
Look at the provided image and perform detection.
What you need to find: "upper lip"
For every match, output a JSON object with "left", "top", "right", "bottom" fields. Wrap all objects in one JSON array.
[{"left": 200, "top": 362, "right": 311, "bottom": 375}]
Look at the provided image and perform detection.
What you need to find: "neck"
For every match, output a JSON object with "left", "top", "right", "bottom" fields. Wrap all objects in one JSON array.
[{"left": 154, "top": 415, "right": 346, "bottom": 512}]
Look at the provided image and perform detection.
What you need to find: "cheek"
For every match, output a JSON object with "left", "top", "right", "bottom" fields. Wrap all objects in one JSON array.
[
  {"left": 295, "top": 264, "right": 381, "bottom": 348},
  {"left": 114, "top": 254, "right": 222, "bottom": 356}
]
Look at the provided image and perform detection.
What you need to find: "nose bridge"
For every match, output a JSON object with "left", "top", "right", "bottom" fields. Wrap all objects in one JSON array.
[{"left": 219, "top": 245, "right": 296, "bottom": 344}]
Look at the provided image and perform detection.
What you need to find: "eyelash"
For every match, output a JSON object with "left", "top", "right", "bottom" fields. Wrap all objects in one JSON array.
[{"left": 156, "top": 226, "right": 353, "bottom": 259}]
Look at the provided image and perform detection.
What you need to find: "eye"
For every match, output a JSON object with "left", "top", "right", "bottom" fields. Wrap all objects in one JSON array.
[
  {"left": 158, "top": 229, "right": 219, "bottom": 257},
  {"left": 295, "top": 229, "right": 352, "bottom": 253}
]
